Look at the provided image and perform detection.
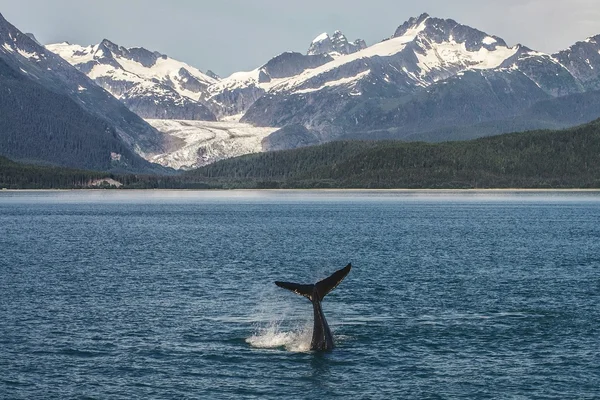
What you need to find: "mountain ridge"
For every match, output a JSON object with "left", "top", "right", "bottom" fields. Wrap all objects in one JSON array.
[
  {"left": 9, "top": 12, "right": 600, "bottom": 170},
  {"left": 184, "top": 118, "right": 600, "bottom": 189},
  {"left": 46, "top": 39, "right": 218, "bottom": 121},
  {"left": 0, "top": 12, "right": 172, "bottom": 172}
]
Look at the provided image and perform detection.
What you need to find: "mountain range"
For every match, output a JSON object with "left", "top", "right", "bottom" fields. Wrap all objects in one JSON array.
[{"left": 1, "top": 12, "right": 600, "bottom": 171}]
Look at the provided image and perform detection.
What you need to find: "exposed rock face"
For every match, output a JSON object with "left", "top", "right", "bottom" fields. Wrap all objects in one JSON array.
[
  {"left": 205, "top": 70, "right": 221, "bottom": 80},
  {"left": 262, "top": 52, "right": 333, "bottom": 79},
  {"left": 553, "top": 35, "right": 600, "bottom": 91},
  {"left": 262, "top": 124, "right": 321, "bottom": 151},
  {"left": 121, "top": 90, "right": 216, "bottom": 120},
  {"left": 208, "top": 83, "right": 267, "bottom": 117},
  {"left": 307, "top": 31, "right": 366, "bottom": 56},
  {"left": 25, "top": 32, "right": 41, "bottom": 46}
]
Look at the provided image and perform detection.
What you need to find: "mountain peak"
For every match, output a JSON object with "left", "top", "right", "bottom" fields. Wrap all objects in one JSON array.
[
  {"left": 97, "top": 38, "right": 122, "bottom": 57},
  {"left": 415, "top": 13, "right": 430, "bottom": 23},
  {"left": 95, "top": 39, "right": 167, "bottom": 68},
  {"left": 311, "top": 32, "right": 329, "bottom": 44},
  {"left": 392, "top": 13, "right": 510, "bottom": 52},
  {"left": 99, "top": 38, "right": 118, "bottom": 48},
  {"left": 393, "top": 13, "right": 430, "bottom": 38},
  {"left": 307, "top": 30, "right": 366, "bottom": 56}
]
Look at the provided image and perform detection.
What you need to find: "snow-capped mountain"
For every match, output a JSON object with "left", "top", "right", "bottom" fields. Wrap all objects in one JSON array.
[
  {"left": 46, "top": 40, "right": 218, "bottom": 120},
  {"left": 205, "top": 32, "right": 364, "bottom": 117},
  {"left": 47, "top": 39, "right": 315, "bottom": 169},
  {"left": 10, "top": 12, "right": 600, "bottom": 170},
  {"left": 241, "top": 13, "right": 600, "bottom": 145},
  {"left": 0, "top": 12, "right": 171, "bottom": 171},
  {"left": 255, "top": 13, "right": 521, "bottom": 99},
  {"left": 241, "top": 13, "right": 524, "bottom": 132},
  {"left": 307, "top": 31, "right": 366, "bottom": 57},
  {"left": 206, "top": 51, "right": 333, "bottom": 117},
  {"left": 553, "top": 35, "right": 600, "bottom": 91}
]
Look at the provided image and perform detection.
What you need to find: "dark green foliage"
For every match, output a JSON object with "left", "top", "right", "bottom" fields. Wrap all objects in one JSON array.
[
  {"left": 0, "top": 155, "right": 109, "bottom": 188},
  {"left": 3, "top": 119, "right": 600, "bottom": 189},
  {"left": 0, "top": 155, "right": 218, "bottom": 189},
  {"left": 0, "top": 58, "right": 156, "bottom": 172},
  {"left": 186, "top": 119, "right": 600, "bottom": 189}
]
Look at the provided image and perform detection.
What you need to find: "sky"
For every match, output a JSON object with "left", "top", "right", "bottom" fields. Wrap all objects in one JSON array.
[{"left": 1, "top": 0, "right": 600, "bottom": 77}]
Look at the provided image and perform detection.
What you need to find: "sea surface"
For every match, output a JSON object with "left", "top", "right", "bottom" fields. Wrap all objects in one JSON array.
[{"left": 1, "top": 190, "right": 599, "bottom": 399}]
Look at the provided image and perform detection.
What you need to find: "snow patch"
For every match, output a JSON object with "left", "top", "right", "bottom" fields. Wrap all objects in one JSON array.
[
  {"left": 2, "top": 43, "right": 14, "bottom": 53},
  {"left": 270, "top": 18, "right": 430, "bottom": 93},
  {"left": 482, "top": 37, "right": 497, "bottom": 45},
  {"left": 46, "top": 41, "right": 217, "bottom": 103},
  {"left": 416, "top": 39, "right": 518, "bottom": 73},
  {"left": 208, "top": 67, "right": 290, "bottom": 95},
  {"left": 16, "top": 49, "right": 40, "bottom": 60},
  {"left": 312, "top": 32, "right": 329, "bottom": 43},
  {"left": 46, "top": 43, "right": 97, "bottom": 65},
  {"left": 294, "top": 70, "right": 371, "bottom": 94}
]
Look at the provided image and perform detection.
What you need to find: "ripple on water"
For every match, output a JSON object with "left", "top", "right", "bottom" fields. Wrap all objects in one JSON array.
[{"left": 1, "top": 191, "right": 600, "bottom": 399}]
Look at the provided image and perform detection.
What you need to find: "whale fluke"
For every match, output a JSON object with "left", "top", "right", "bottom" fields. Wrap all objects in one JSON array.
[
  {"left": 275, "top": 263, "right": 352, "bottom": 351},
  {"left": 314, "top": 263, "right": 352, "bottom": 300},
  {"left": 274, "top": 281, "right": 315, "bottom": 300}
]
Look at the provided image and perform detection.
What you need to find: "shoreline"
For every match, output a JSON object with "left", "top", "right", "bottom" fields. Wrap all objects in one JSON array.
[{"left": 3, "top": 188, "right": 600, "bottom": 193}]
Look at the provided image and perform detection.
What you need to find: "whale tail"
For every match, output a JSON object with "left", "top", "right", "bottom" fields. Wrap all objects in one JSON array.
[{"left": 275, "top": 263, "right": 352, "bottom": 301}]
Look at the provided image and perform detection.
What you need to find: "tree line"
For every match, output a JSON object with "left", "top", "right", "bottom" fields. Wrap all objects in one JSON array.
[{"left": 2, "top": 118, "right": 600, "bottom": 189}]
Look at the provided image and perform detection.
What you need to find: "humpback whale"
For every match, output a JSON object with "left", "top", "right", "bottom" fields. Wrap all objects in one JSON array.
[{"left": 275, "top": 263, "right": 352, "bottom": 351}]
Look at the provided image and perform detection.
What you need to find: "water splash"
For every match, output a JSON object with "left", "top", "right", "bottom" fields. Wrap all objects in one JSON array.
[
  {"left": 244, "top": 286, "right": 313, "bottom": 352},
  {"left": 246, "top": 321, "right": 313, "bottom": 352}
]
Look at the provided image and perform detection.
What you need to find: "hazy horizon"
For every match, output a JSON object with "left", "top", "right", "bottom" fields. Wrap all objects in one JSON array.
[{"left": 1, "top": 0, "right": 600, "bottom": 77}]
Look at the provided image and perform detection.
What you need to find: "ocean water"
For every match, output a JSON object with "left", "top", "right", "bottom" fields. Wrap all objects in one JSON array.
[{"left": 1, "top": 190, "right": 599, "bottom": 399}]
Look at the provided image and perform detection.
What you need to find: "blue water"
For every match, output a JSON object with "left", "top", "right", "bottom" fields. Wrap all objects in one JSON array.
[{"left": 1, "top": 190, "right": 599, "bottom": 399}]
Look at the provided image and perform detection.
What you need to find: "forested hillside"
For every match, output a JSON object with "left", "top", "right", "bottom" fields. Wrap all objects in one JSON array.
[
  {"left": 0, "top": 156, "right": 210, "bottom": 189},
  {"left": 3, "top": 120, "right": 600, "bottom": 189},
  {"left": 0, "top": 156, "right": 111, "bottom": 188},
  {"left": 0, "top": 13, "right": 169, "bottom": 172},
  {"left": 186, "top": 119, "right": 600, "bottom": 188},
  {"left": 0, "top": 58, "right": 163, "bottom": 172}
]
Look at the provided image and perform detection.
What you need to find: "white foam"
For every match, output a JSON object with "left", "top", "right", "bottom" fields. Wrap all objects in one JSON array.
[{"left": 246, "top": 321, "right": 313, "bottom": 352}]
